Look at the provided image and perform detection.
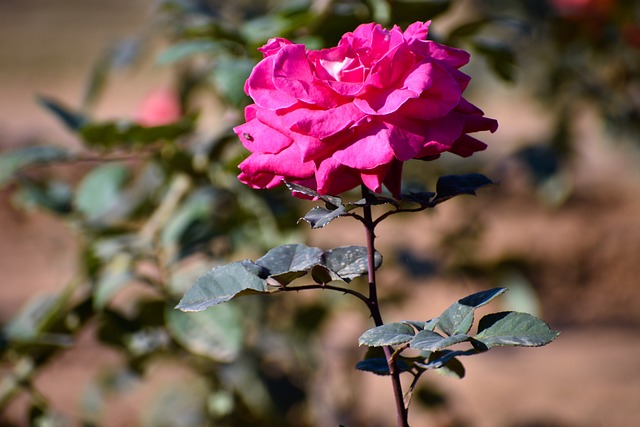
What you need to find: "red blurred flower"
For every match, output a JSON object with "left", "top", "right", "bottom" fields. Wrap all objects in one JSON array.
[{"left": 136, "top": 88, "right": 181, "bottom": 127}]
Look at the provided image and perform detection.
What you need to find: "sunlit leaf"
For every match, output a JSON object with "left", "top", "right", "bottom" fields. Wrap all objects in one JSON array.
[
  {"left": 255, "top": 244, "right": 323, "bottom": 276},
  {"left": 358, "top": 323, "right": 416, "bottom": 347},
  {"left": 322, "top": 246, "right": 382, "bottom": 281},
  {"left": 410, "top": 330, "right": 469, "bottom": 352},
  {"left": 474, "top": 311, "right": 560, "bottom": 348},
  {"left": 175, "top": 262, "right": 269, "bottom": 312},
  {"left": 438, "top": 288, "right": 507, "bottom": 336}
]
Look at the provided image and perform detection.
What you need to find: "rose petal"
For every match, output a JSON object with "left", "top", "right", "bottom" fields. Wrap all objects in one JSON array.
[
  {"left": 281, "top": 102, "right": 364, "bottom": 139},
  {"left": 332, "top": 121, "right": 395, "bottom": 169},
  {"left": 233, "top": 119, "right": 292, "bottom": 154},
  {"left": 448, "top": 134, "right": 488, "bottom": 157},
  {"left": 315, "top": 157, "right": 361, "bottom": 195},
  {"left": 239, "top": 144, "right": 314, "bottom": 178},
  {"left": 273, "top": 44, "right": 341, "bottom": 108},
  {"left": 246, "top": 56, "right": 298, "bottom": 110}
]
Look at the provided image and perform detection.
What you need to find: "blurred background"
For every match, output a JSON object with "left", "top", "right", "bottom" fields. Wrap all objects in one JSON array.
[{"left": 1, "top": 0, "right": 639, "bottom": 426}]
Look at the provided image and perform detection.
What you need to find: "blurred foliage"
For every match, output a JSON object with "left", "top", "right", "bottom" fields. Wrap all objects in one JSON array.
[{"left": 0, "top": 0, "right": 638, "bottom": 425}]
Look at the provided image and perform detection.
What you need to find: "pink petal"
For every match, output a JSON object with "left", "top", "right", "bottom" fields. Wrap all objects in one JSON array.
[
  {"left": 238, "top": 171, "right": 284, "bottom": 189},
  {"left": 258, "top": 37, "right": 294, "bottom": 57},
  {"left": 332, "top": 121, "right": 396, "bottom": 169},
  {"left": 238, "top": 144, "right": 314, "bottom": 178},
  {"left": 281, "top": 102, "right": 364, "bottom": 139},
  {"left": 448, "top": 134, "right": 488, "bottom": 157},
  {"left": 360, "top": 163, "right": 392, "bottom": 193},
  {"left": 272, "top": 44, "right": 341, "bottom": 108},
  {"left": 233, "top": 119, "right": 292, "bottom": 154},
  {"left": 314, "top": 157, "right": 361, "bottom": 195},
  {"left": 246, "top": 56, "right": 298, "bottom": 109}
]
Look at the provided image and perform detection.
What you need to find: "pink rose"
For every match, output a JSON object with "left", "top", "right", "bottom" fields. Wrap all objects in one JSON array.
[{"left": 234, "top": 21, "right": 497, "bottom": 197}]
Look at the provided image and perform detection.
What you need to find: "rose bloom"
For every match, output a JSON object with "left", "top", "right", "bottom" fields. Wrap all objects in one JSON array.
[{"left": 234, "top": 21, "right": 498, "bottom": 197}]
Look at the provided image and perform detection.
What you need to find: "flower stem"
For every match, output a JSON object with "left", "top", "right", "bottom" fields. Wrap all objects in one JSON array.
[{"left": 361, "top": 186, "right": 409, "bottom": 427}]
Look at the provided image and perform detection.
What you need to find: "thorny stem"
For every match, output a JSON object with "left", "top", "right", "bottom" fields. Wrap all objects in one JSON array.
[{"left": 361, "top": 185, "right": 410, "bottom": 427}]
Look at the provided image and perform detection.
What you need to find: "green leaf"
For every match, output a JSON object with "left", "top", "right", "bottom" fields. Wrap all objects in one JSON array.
[
  {"left": 434, "top": 174, "right": 494, "bottom": 203},
  {"left": 400, "top": 192, "right": 436, "bottom": 207},
  {"left": 210, "top": 57, "right": 255, "bottom": 107},
  {"left": 435, "top": 357, "right": 465, "bottom": 379},
  {"left": 322, "top": 246, "right": 382, "bottom": 281},
  {"left": 12, "top": 180, "right": 73, "bottom": 214},
  {"left": 300, "top": 205, "right": 347, "bottom": 229},
  {"left": 167, "top": 303, "right": 243, "bottom": 362},
  {"left": 438, "top": 288, "right": 507, "bottom": 336},
  {"left": 0, "top": 146, "right": 73, "bottom": 186},
  {"left": 156, "top": 40, "right": 224, "bottom": 65},
  {"left": 474, "top": 311, "right": 560, "bottom": 348},
  {"left": 358, "top": 322, "right": 416, "bottom": 347},
  {"left": 175, "top": 261, "right": 269, "bottom": 312},
  {"left": 93, "top": 253, "right": 134, "bottom": 310},
  {"left": 255, "top": 244, "right": 324, "bottom": 276},
  {"left": 74, "top": 163, "right": 129, "bottom": 222},
  {"left": 310, "top": 264, "right": 338, "bottom": 284},
  {"left": 356, "top": 357, "right": 413, "bottom": 376},
  {"left": 37, "top": 95, "right": 88, "bottom": 130},
  {"left": 410, "top": 330, "right": 469, "bottom": 352},
  {"left": 416, "top": 350, "right": 470, "bottom": 370},
  {"left": 79, "top": 116, "right": 195, "bottom": 147}
]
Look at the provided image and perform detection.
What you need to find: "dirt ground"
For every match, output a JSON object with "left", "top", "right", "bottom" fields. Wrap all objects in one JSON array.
[{"left": 1, "top": 1, "right": 640, "bottom": 426}]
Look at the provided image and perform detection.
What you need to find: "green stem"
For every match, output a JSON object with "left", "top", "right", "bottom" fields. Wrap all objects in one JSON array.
[{"left": 361, "top": 185, "right": 410, "bottom": 427}]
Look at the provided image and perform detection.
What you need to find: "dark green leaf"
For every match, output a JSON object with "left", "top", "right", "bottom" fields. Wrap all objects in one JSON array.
[
  {"left": 400, "top": 192, "right": 436, "bottom": 207},
  {"left": 79, "top": 116, "right": 195, "bottom": 147},
  {"left": 435, "top": 357, "right": 465, "bottom": 379},
  {"left": 310, "top": 264, "right": 338, "bottom": 284},
  {"left": 438, "top": 288, "right": 507, "bottom": 336},
  {"left": 356, "top": 356, "right": 412, "bottom": 376},
  {"left": 434, "top": 174, "right": 494, "bottom": 203},
  {"left": 358, "top": 322, "right": 416, "bottom": 347},
  {"left": 301, "top": 205, "right": 347, "bottom": 229},
  {"left": 410, "top": 330, "right": 469, "bottom": 352},
  {"left": 284, "top": 181, "right": 343, "bottom": 208},
  {"left": 0, "top": 146, "right": 73, "bottom": 186},
  {"left": 210, "top": 57, "right": 255, "bottom": 107},
  {"left": 175, "top": 261, "right": 269, "bottom": 312},
  {"left": 12, "top": 180, "right": 73, "bottom": 214},
  {"left": 37, "top": 95, "right": 88, "bottom": 130},
  {"left": 472, "top": 39, "right": 516, "bottom": 82},
  {"left": 416, "top": 350, "right": 471, "bottom": 370},
  {"left": 474, "top": 311, "right": 560, "bottom": 348},
  {"left": 322, "top": 246, "right": 382, "bottom": 281},
  {"left": 256, "top": 244, "right": 323, "bottom": 276}
]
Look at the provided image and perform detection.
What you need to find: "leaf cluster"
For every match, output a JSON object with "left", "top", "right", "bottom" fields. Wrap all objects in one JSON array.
[{"left": 357, "top": 288, "right": 559, "bottom": 383}]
